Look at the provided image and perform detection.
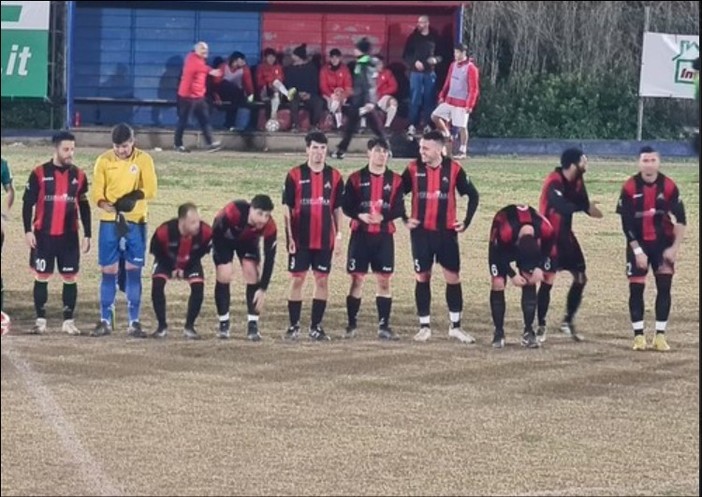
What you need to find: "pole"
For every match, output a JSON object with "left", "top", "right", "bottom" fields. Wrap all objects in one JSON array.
[
  {"left": 636, "top": 6, "right": 651, "bottom": 141},
  {"left": 64, "top": 1, "right": 75, "bottom": 129}
]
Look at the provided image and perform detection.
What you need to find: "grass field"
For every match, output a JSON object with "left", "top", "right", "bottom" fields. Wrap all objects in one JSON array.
[{"left": 1, "top": 145, "right": 699, "bottom": 496}]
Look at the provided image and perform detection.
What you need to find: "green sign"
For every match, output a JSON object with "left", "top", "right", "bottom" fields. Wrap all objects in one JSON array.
[{"left": 1, "top": 2, "right": 50, "bottom": 98}]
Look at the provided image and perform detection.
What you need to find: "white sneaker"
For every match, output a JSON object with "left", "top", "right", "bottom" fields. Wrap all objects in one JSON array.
[
  {"left": 62, "top": 319, "right": 81, "bottom": 336},
  {"left": 448, "top": 326, "right": 476, "bottom": 344},
  {"left": 32, "top": 318, "right": 47, "bottom": 335},
  {"left": 414, "top": 327, "right": 432, "bottom": 342}
]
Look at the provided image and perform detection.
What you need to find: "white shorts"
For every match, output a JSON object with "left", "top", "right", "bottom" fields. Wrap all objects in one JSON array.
[
  {"left": 431, "top": 103, "right": 469, "bottom": 128},
  {"left": 377, "top": 95, "right": 395, "bottom": 111}
]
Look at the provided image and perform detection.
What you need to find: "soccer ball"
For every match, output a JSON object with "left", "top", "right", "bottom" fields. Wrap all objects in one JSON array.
[
  {"left": 1, "top": 311, "right": 10, "bottom": 336},
  {"left": 265, "top": 119, "right": 281, "bottom": 132}
]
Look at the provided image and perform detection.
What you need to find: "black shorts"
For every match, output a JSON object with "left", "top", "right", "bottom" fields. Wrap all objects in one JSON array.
[
  {"left": 212, "top": 235, "right": 260, "bottom": 267},
  {"left": 626, "top": 239, "right": 675, "bottom": 277},
  {"left": 29, "top": 232, "right": 80, "bottom": 275},
  {"left": 347, "top": 231, "right": 394, "bottom": 274},
  {"left": 410, "top": 228, "right": 460, "bottom": 274},
  {"left": 288, "top": 248, "right": 333, "bottom": 274},
  {"left": 550, "top": 233, "right": 586, "bottom": 273},
  {"left": 152, "top": 259, "right": 205, "bottom": 281}
]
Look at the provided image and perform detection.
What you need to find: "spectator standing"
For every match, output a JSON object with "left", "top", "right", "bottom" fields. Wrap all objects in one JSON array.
[
  {"left": 174, "top": 42, "right": 222, "bottom": 153},
  {"left": 402, "top": 16, "right": 442, "bottom": 135}
]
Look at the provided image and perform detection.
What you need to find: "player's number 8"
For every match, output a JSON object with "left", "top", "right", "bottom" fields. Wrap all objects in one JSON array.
[{"left": 490, "top": 264, "right": 499, "bottom": 277}]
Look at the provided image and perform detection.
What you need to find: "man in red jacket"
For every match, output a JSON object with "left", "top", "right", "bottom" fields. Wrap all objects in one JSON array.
[
  {"left": 320, "top": 48, "right": 352, "bottom": 130},
  {"left": 212, "top": 51, "right": 255, "bottom": 131},
  {"left": 375, "top": 56, "right": 399, "bottom": 130},
  {"left": 431, "top": 44, "right": 479, "bottom": 159},
  {"left": 174, "top": 42, "right": 222, "bottom": 153},
  {"left": 256, "top": 48, "right": 296, "bottom": 123}
]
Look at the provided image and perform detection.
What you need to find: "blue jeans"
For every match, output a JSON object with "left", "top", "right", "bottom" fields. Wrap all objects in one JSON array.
[{"left": 409, "top": 71, "right": 437, "bottom": 127}]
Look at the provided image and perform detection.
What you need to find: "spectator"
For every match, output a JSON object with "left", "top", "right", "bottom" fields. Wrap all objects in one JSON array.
[
  {"left": 284, "top": 44, "right": 324, "bottom": 132},
  {"left": 374, "top": 56, "right": 399, "bottom": 130},
  {"left": 333, "top": 38, "right": 386, "bottom": 159},
  {"left": 212, "top": 51, "right": 255, "bottom": 131},
  {"left": 432, "top": 44, "right": 479, "bottom": 159},
  {"left": 174, "top": 42, "right": 222, "bottom": 152},
  {"left": 256, "top": 48, "right": 296, "bottom": 122},
  {"left": 320, "top": 48, "right": 353, "bottom": 130},
  {"left": 402, "top": 15, "right": 442, "bottom": 135}
]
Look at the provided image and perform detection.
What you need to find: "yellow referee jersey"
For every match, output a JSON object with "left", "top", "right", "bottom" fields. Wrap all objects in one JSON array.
[{"left": 92, "top": 147, "right": 157, "bottom": 223}]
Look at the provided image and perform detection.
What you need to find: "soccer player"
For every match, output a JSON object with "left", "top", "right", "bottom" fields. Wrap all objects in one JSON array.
[
  {"left": 22, "top": 132, "right": 91, "bottom": 335},
  {"left": 92, "top": 124, "right": 158, "bottom": 338},
  {"left": 1, "top": 156, "right": 15, "bottom": 325},
  {"left": 616, "top": 146, "right": 687, "bottom": 351},
  {"left": 431, "top": 44, "right": 479, "bottom": 159},
  {"left": 283, "top": 131, "right": 344, "bottom": 341},
  {"left": 342, "top": 138, "right": 405, "bottom": 341},
  {"left": 488, "top": 204, "right": 554, "bottom": 349},
  {"left": 150, "top": 203, "right": 213, "bottom": 339},
  {"left": 212, "top": 194, "right": 277, "bottom": 341},
  {"left": 401, "top": 130, "right": 480, "bottom": 343},
  {"left": 536, "top": 148, "right": 602, "bottom": 343}
]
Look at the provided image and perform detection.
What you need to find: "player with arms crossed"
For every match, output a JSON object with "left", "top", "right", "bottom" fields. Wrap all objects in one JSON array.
[
  {"left": 489, "top": 204, "right": 554, "bottom": 348},
  {"left": 402, "top": 130, "right": 480, "bottom": 343},
  {"left": 212, "top": 194, "right": 277, "bottom": 341},
  {"left": 537, "top": 148, "right": 602, "bottom": 342},
  {"left": 283, "top": 131, "right": 344, "bottom": 341},
  {"left": 92, "top": 124, "right": 158, "bottom": 338},
  {"left": 22, "top": 132, "right": 91, "bottom": 335},
  {"left": 342, "top": 138, "right": 405, "bottom": 340},
  {"left": 616, "top": 146, "right": 687, "bottom": 351},
  {"left": 150, "top": 203, "right": 212, "bottom": 339}
]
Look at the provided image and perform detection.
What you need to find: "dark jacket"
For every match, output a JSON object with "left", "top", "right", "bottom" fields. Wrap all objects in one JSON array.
[
  {"left": 350, "top": 55, "right": 378, "bottom": 108},
  {"left": 284, "top": 61, "right": 320, "bottom": 96},
  {"left": 402, "top": 28, "right": 442, "bottom": 73}
]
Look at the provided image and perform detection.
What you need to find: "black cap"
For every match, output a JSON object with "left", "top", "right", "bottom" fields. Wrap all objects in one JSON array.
[
  {"left": 293, "top": 44, "right": 307, "bottom": 60},
  {"left": 329, "top": 48, "right": 342, "bottom": 57},
  {"left": 355, "top": 37, "right": 371, "bottom": 55}
]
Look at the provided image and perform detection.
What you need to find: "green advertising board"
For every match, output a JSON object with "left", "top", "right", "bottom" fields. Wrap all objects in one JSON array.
[{"left": 1, "top": 1, "right": 50, "bottom": 98}]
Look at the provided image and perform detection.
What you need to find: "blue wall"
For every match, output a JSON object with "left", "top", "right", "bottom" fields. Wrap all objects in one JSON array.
[{"left": 73, "top": 5, "right": 261, "bottom": 127}]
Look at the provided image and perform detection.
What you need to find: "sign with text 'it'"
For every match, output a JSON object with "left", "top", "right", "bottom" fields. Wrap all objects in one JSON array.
[{"left": 1, "top": 1, "right": 50, "bottom": 98}]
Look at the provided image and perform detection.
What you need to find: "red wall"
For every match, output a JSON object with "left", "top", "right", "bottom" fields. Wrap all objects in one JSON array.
[{"left": 262, "top": 12, "right": 455, "bottom": 69}]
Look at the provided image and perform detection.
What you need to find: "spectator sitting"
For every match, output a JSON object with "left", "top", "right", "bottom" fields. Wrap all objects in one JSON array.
[
  {"left": 256, "top": 47, "right": 296, "bottom": 122},
  {"left": 284, "top": 44, "right": 324, "bottom": 132},
  {"left": 362, "top": 55, "right": 399, "bottom": 131},
  {"left": 320, "top": 48, "right": 352, "bottom": 130},
  {"left": 212, "top": 51, "right": 254, "bottom": 131}
]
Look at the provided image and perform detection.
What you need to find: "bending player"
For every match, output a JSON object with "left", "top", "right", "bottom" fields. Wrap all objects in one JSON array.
[
  {"left": 488, "top": 204, "right": 554, "bottom": 348},
  {"left": 150, "top": 203, "right": 212, "bottom": 339}
]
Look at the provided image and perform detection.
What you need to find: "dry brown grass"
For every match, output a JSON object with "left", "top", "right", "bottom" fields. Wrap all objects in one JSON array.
[{"left": 1, "top": 147, "right": 699, "bottom": 496}]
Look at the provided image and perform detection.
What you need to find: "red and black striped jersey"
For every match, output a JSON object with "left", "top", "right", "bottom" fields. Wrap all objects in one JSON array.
[
  {"left": 539, "top": 168, "right": 590, "bottom": 240},
  {"left": 150, "top": 219, "right": 213, "bottom": 270},
  {"left": 489, "top": 204, "right": 554, "bottom": 275},
  {"left": 283, "top": 163, "right": 344, "bottom": 250},
  {"left": 402, "top": 157, "right": 479, "bottom": 231},
  {"left": 213, "top": 200, "right": 277, "bottom": 246},
  {"left": 616, "top": 172, "right": 685, "bottom": 243},
  {"left": 213, "top": 200, "right": 278, "bottom": 290},
  {"left": 22, "top": 161, "right": 91, "bottom": 237},
  {"left": 342, "top": 166, "right": 405, "bottom": 234}
]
